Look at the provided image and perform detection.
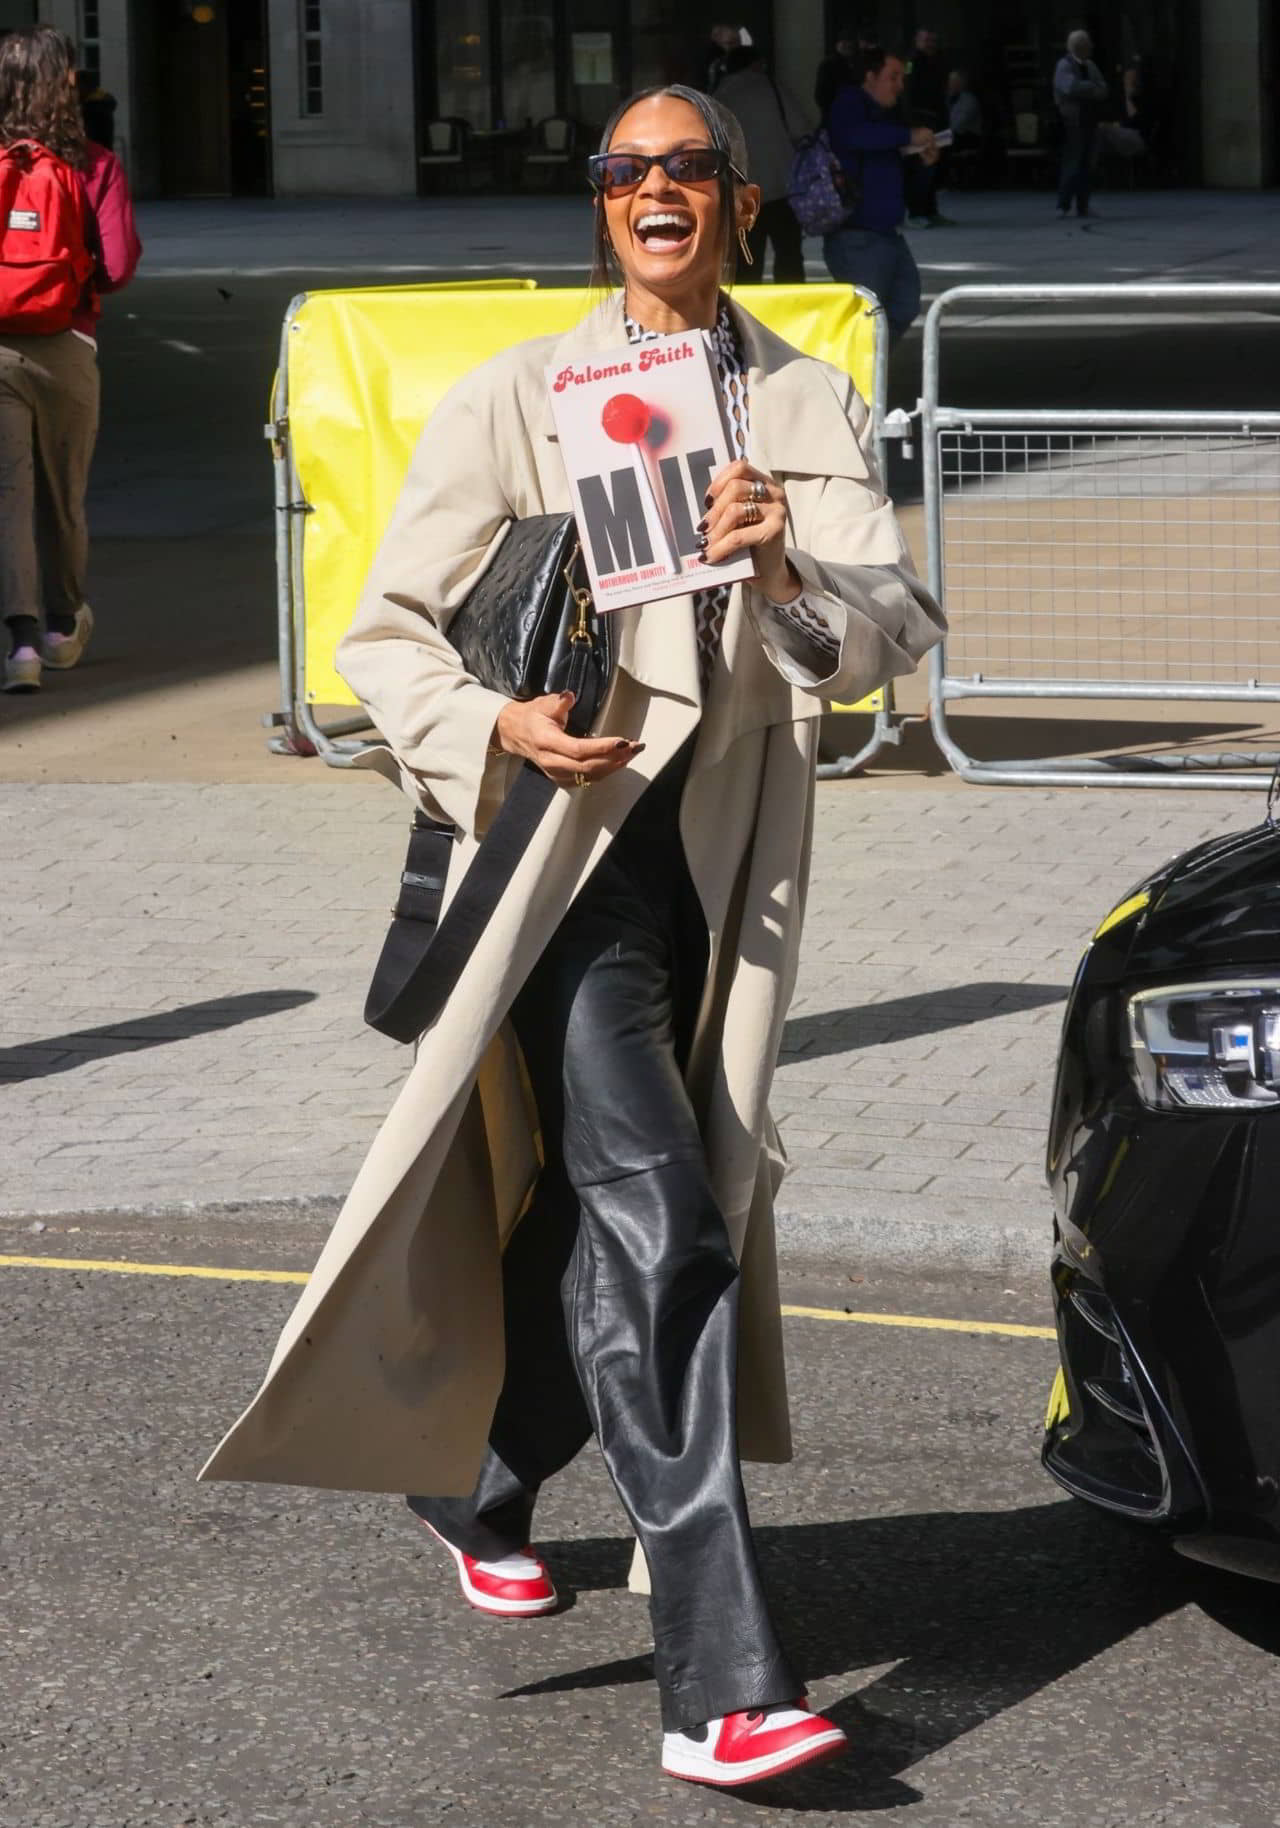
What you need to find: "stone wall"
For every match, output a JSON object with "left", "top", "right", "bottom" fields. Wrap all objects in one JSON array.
[{"left": 266, "top": 0, "right": 417, "bottom": 196}]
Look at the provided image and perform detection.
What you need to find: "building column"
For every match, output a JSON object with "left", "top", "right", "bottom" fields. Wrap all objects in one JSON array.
[
  {"left": 1201, "top": 0, "right": 1274, "bottom": 186},
  {"left": 268, "top": 0, "right": 418, "bottom": 195},
  {"left": 773, "top": 0, "right": 825, "bottom": 127}
]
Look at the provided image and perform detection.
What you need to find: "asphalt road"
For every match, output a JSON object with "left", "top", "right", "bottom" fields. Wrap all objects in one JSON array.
[{"left": 4, "top": 1211, "right": 1280, "bottom": 1828}]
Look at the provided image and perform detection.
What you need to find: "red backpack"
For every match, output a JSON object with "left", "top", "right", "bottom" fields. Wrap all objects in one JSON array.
[{"left": 0, "top": 139, "right": 96, "bottom": 334}]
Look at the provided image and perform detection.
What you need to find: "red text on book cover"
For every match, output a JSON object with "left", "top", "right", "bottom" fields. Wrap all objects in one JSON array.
[{"left": 545, "top": 330, "right": 756, "bottom": 612}]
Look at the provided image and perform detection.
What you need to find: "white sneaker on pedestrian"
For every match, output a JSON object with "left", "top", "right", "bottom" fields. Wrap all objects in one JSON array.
[
  {"left": 42, "top": 602, "right": 94, "bottom": 670},
  {"left": 2, "top": 646, "right": 42, "bottom": 693}
]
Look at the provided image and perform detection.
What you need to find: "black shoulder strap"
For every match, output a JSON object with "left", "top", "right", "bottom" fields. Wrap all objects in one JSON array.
[
  {"left": 364, "top": 761, "right": 554, "bottom": 1044},
  {"left": 364, "top": 564, "right": 608, "bottom": 1046}
]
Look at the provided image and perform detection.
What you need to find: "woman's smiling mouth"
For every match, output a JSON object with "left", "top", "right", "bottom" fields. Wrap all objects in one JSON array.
[{"left": 634, "top": 211, "right": 695, "bottom": 253}]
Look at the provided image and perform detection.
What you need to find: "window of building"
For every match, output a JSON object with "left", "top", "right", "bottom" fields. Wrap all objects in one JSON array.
[
  {"left": 567, "top": 1, "right": 618, "bottom": 134},
  {"left": 300, "top": 0, "right": 323, "bottom": 116},
  {"left": 78, "top": 0, "right": 102, "bottom": 85}
]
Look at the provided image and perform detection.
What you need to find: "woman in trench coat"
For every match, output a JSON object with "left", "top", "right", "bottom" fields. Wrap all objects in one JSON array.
[{"left": 204, "top": 84, "right": 943, "bottom": 1788}]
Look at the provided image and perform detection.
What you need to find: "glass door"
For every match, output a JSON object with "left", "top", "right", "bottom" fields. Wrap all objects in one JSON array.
[{"left": 435, "top": 0, "right": 493, "bottom": 130}]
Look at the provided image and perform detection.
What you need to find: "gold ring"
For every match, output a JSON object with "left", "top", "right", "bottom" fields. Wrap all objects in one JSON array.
[
  {"left": 574, "top": 771, "right": 589, "bottom": 788},
  {"left": 741, "top": 500, "right": 761, "bottom": 526}
]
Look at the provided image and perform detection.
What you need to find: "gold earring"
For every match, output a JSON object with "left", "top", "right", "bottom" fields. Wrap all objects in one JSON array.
[{"left": 738, "top": 224, "right": 754, "bottom": 265}]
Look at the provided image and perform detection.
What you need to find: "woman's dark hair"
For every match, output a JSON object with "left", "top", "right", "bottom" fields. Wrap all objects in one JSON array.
[
  {"left": 0, "top": 25, "right": 87, "bottom": 169},
  {"left": 588, "top": 84, "right": 750, "bottom": 294}
]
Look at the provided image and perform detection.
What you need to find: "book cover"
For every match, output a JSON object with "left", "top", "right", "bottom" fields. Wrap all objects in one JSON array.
[{"left": 545, "top": 329, "right": 757, "bottom": 612}]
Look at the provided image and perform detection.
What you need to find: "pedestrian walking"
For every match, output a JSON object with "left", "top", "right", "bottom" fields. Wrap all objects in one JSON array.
[
  {"left": 1053, "top": 28, "right": 1108, "bottom": 218},
  {"left": 714, "top": 47, "right": 811, "bottom": 283},
  {"left": 823, "top": 47, "right": 938, "bottom": 344},
  {"left": 0, "top": 25, "right": 140, "bottom": 694},
  {"left": 814, "top": 23, "right": 860, "bottom": 121},
  {"left": 701, "top": 22, "right": 740, "bottom": 93},
  {"left": 905, "top": 26, "right": 954, "bottom": 226},
  {"left": 75, "top": 70, "right": 117, "bottom": 152},
  {"left": 947, "top": 67, "right": 983, "bottom": 147},
  {"left": 203, "top": 82, "right": 942, "bottom": 1789}
]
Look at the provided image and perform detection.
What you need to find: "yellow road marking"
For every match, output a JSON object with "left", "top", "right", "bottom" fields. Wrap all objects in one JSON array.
[
  {"left": 782, "top": 1303, "right": 1054, "bottom": 1339},
  {"left": 0, "top": 1254, "right": 309, "bottom": 1284},
  {"left": 0, "top": 1254, "right": 1056, "bottom": 1339}
]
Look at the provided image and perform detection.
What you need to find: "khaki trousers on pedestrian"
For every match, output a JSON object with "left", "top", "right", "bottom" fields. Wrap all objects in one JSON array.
[{"left": 0, "top": 331, "right": 100, "bottom": 630}]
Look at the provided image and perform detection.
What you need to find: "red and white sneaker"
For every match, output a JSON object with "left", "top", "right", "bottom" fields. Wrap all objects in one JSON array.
[
  {"left": 662, "top": 1701, "right": 848, "bottom": 1787},
  {"left": 421, "top": 1520, "right": 558, "bottom": 1617}
]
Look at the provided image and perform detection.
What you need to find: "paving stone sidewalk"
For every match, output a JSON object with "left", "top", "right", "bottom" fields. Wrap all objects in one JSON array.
[{"left": 1, "top": 777, "right": 1265, "bottom": 1269}]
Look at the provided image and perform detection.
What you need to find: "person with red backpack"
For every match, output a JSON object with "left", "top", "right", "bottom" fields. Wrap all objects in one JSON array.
[{"left": 0, "top": 25, "right": 140, "bottom": 693}]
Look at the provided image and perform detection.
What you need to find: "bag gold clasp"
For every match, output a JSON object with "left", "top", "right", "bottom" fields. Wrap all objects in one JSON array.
[{"left": 562, "top": 542, "right": 594, "bottom": 645}]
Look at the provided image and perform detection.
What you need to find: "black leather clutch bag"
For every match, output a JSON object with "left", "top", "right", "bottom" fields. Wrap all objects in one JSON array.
[
  {"left": 364, "top": 513, "right": 614, "bottom": 1043},
  {"left": 446, "top": 512, "right": 613, "bottom": 734}
]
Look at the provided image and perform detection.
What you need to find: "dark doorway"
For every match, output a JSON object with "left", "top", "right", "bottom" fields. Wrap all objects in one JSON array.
[{"left": 132, "top": 0, "right": 271, "bottom": 197}]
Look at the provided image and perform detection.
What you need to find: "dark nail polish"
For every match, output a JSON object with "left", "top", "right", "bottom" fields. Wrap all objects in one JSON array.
[
  {"left": 703, "top": 491, "right": 714, "bottom": 509},
  {"left": 696, "top": 517, "right": 708, "bottom": 533},
  {"left": 696, "top": 533, "right": 708, "bottom": 551},
  {"left": 613, "top": 738, "right": 630, "bottom": 751}
]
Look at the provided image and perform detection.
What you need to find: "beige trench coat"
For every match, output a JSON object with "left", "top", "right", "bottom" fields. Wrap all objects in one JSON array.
[{"left": 202, "top": 293, "right": 943, "bottom": 1498}]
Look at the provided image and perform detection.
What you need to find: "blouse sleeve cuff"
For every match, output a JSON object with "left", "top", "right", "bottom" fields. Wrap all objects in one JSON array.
[{"left": 749, "top": 559, "right": 848, "bottom": 689}]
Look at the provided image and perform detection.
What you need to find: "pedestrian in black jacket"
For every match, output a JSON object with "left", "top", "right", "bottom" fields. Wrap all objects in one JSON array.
[{"left": 1053, "top": 28, "right": 1108, "bottom": 217}]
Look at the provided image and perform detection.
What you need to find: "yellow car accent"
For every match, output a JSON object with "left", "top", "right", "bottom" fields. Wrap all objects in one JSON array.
[
  {"left": 1094, "top": 890, "right": 1151, "bottom": 941},
  {"left": 1045, "top": 1365, "right": 1070, "bottom": 1431}
]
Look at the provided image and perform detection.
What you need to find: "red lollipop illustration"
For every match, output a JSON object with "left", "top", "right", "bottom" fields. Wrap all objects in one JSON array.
[
  {"left": 602, "top": 392, "right": 680, "bottom": 571},
  {"left": 601, "top": 392, "right": 650, "bottom": 446}
]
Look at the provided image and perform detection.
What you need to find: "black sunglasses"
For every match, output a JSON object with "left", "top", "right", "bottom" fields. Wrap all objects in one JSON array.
[{"left": 586, "top": 148, "right": 747, "bottom": 195}]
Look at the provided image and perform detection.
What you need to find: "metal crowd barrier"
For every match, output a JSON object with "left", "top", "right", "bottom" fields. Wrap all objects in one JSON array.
[
  {"left": 264, "top": 281, "right": 897, "bottom": 773},
  {"left": 922, "top": 284, "right": 1280, "bottom": 789}
]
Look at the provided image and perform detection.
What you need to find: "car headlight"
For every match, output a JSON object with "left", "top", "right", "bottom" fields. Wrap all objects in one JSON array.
[{"left": 1128, "top": 982, "right": 1280, "bottom": 1110}]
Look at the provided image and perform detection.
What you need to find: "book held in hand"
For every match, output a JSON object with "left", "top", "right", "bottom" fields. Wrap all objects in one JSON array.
[{"left": 545, "top": 329, "right": 757, "bottom": 612}]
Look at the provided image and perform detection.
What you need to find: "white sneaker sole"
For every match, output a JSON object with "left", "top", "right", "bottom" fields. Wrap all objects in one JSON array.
[
  {"left": 422, "top": 1520, "right": 558, "bottom": 1616},
  {"left": 42, "top": 604, "right": 94, "bottom": 670},
  {"left": 662, "top": 1727, "right": 848, "bottom": 1786}
]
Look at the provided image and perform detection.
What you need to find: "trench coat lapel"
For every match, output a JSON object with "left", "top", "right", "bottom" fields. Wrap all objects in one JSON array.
[{"left": 695, "top": 295, "right": 877, "bottom": 770}]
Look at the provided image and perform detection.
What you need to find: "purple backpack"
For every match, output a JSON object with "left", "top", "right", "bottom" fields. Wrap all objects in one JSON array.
[{"left": 787, "top": 129, "right": 854, "bottom": 236}]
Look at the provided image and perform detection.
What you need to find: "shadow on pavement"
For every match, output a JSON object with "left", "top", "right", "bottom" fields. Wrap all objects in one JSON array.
[
  {"left": 518, "top": 1501, "right": 1236, "bottom": 1813},
  {"left": 782, "top": 982, "right": 1066, "bottom": 1063},
  {"left": 0, "top": 989, "right": 317, "bottom": 1082}
]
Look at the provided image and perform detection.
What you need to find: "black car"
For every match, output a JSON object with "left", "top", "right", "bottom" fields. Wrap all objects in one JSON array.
[{"left": 1042, "top": 811, "right": 1280, "bottom": 1581}]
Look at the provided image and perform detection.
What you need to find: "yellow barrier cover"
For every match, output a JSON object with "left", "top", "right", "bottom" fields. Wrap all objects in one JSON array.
[{"left": 287, "top": 283, "right": 883, "bottom": 715}]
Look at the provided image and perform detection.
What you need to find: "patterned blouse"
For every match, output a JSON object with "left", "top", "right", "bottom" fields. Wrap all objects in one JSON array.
[{"left": 623, "top": 302, "right": 843, "bottom": 692}]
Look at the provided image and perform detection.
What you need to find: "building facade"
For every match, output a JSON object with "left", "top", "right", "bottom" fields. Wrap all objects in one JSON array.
[{"left": 19, "top": 0, "right": 1278, "bottom": 196}]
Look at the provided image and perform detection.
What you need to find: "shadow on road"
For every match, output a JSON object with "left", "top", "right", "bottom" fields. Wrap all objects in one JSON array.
[
  {"left": 518, "top": 1501, "right": 1247, "bottom": 1813},
  {"left": 782, "top": 982, "right": 1067, "bottom": 1063},
  {"left": 0, "top": 989, "right": 317, "bottom": 1082}
]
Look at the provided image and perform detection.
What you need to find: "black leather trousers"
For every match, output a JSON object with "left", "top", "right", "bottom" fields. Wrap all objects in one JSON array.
[{"left": 410, "top": 744, "right": 800, "bottom": 1732}]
